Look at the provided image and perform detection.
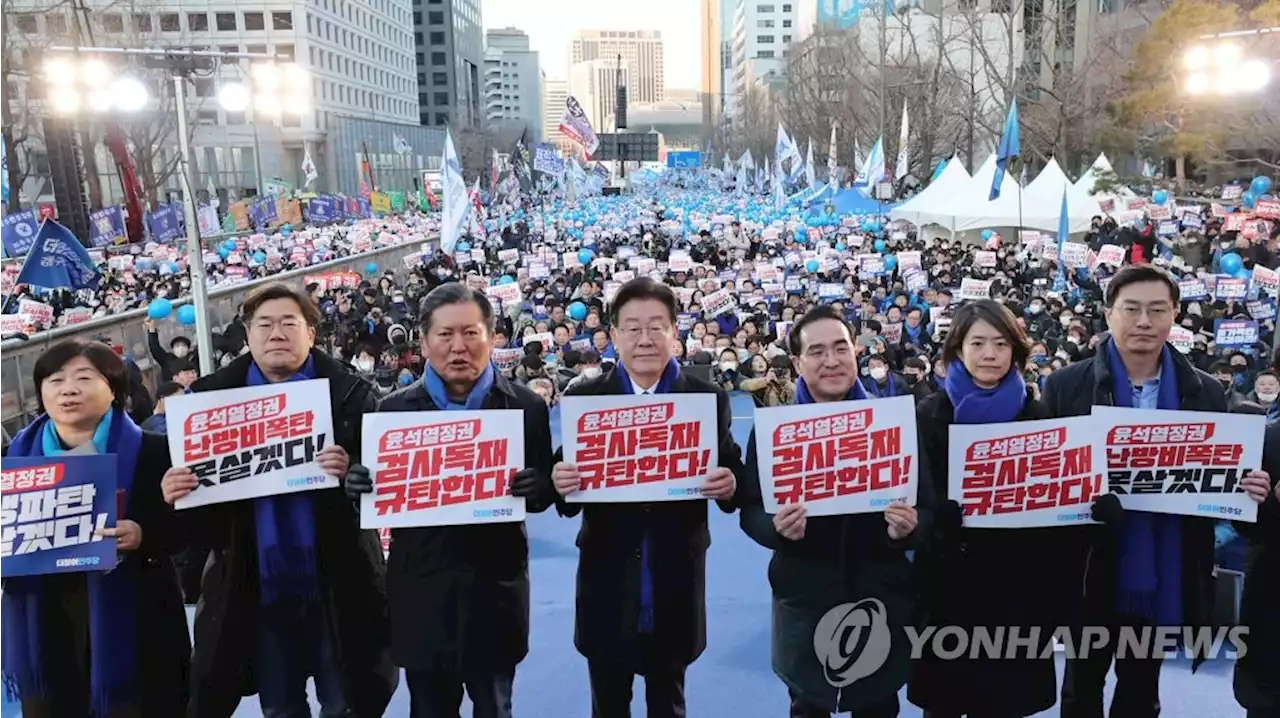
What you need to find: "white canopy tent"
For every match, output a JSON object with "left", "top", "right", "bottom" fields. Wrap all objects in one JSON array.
[{"left": 888, "top": 156, "right": 972, "bottom": 228}]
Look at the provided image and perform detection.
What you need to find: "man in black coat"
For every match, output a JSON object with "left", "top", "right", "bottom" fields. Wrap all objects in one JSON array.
[
  {"left": 160, "top": 282, "right": 397, "bottom": 718},
  {"left": 1042, "top": 264, "right": 1256, "bottom": 718},
  {"left": 1236, "top": 428, "right": 1280, "bottom": 717},
  {"left": 354, "top": 282, "right": 555, "bottom": 718},
  {"left": 550, "top": 277, "right": 742, "bottom": 718}
]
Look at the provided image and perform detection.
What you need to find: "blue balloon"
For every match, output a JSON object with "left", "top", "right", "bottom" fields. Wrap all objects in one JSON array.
[
  {"left": 874, "top": 239, "right": 887, "bottom": 253},
  {"left": 222, "top": 239, "right": 237, "bottom": 251},
  {"left": 577, "top": 248, "right": 595, "bottom": 265},
  {"left": 1221, "top": 252, "right": 1243, "bottom": 275},
  {"left": 884, "top": 255, "right": 898, "bottom": 271},
  {"left": 1152, "top": 189, "right": 1169, "bottom": 205},
  {"left": 176, "top": 304, "right": 198, "bottom": 326},
  {"left": 499, "top": 275, "right": 515, "bottom": 285},
  {"left": 1241, "top": 191, "right": 1258, "bottom": 209},
  {"left": 1250, "top": 176, "right": 1273, "bottom": 196},
  {"left": 281, "top": 225, "right": 292, "bottom": 237},
  {"left": 147, "top": 298, "right": 173, "bottom": 320},
  {"left": 805, "top": 259, "right": 821, "bottom": 273},
  {"left": 568, "top": 301, "right": 588, "bottom": 321},
  {"left": 160, "top": 262, "right": 179, "bottom": 275},
  {"left": 981, "top": 229, "right": 994, "bottom": 241},
  {"left": 218, "top": 247, "right": 231, "bottom": 260},
  {"left": 835, "top": 242, "right": 846, "bottom": 252},
  {"left": 365, "top": 262, "right": 378, "bottom": 275},
  {"left": 457, "top": 241, "right": 471, "bottom": 251},
  {"left": 253, "top": 251, "right": 267, "bottom": 264},
  {"left": 1235, "top": 266, "right": 1252, "bottom": 281}
]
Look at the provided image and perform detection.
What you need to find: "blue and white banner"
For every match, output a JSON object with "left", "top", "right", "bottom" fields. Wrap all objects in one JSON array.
[
  {"left": 15, "top": 219, "right": 103, "bottom": 290},
  {"left": 250, "top": 197, "right": 278, "bottom": 229},
  {"left": 147, "top": 204, "right": 182, "bottom": 243},
  {"left": 1, "top": 208, "right": 39, "bottom": 257},
  {"left": 1214, "top": 319, "right": 1259, "bottom": 348},
  {"left": 88, "top": 206, "right": 128, "bottom": 248},
  {"left": 1, "top": 454, "right": 118, "bottom": 577}
]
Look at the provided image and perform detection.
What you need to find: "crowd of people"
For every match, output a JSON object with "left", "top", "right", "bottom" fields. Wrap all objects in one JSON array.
[{"left": 3, "top": 175, "right": 1279, "bottom": 718}]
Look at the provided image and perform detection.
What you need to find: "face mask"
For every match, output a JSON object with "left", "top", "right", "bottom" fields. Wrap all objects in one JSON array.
[
  {"left": 583, "top": 367, "right": 602, "bottom": 379},
  {"left": 870, "top": 366, "right": 888, "bottom": 381},
  {"left": 720, "top": 362, "right": 738, "bottom": 372},
  {"left": 903, "top": 372, "right": 919, "bottom": 384},
  {"left": 1031, "top": 353, "right": 1046, "bottom": 362},
  {"left": 172, "top": 346, "right": 189, "bottom": 358},
  {"left": 1258, "top": 392, "right": 1279, "bottom": 403},
  {"left": 357, "top": 359, "right": 375, "bottom": 372},
  {"left": 1060, "top": 316, "right": 1072, "bottom": 327},
  {"left": 1029, "top": 304, "right": 1043, "bottom": 314}
]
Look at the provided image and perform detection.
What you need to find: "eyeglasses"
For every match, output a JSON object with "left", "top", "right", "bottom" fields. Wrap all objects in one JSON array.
[
  {"left": 618, "top": 325, "right": 672, "bottom": 342},
  {"left": 250, "top": 317, "right": 306, "bottom": 334}
]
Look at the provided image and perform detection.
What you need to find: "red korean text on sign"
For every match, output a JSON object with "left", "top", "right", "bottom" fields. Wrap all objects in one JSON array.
[
  {"left": 575, "top": 402, "right": 712, "bottom": 490},
  {"left": 769, "top": 407, "right": 912, "bottom": 505},
  {"left": 0, "top": 463, "right": 65, "bottom": 493},
  {"left": 1104, "top": 422, "right": 1246, "bottom": 496},
  {"left": 373, "top": 418, "right": 515, "bottom": 515},
  {"left": 961, "top": 426, "right": 1101, "bottom": 516},
  {"left": 184, "top": 395, "right": 316, "bottom": 465}
]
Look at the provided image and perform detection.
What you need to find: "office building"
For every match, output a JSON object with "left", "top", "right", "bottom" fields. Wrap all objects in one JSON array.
[
  {"left": 483, "top": 27, "right": 543, "bottom": 140},
  {"left": 569, "top": 29, "right": 664, "bottom": 103},
  {"left": 413, "top": 0, "right": 484, "bottom": 128},
  {"left": 570, "top": 59, "right": 631, "bottom": 135},
  {"left": 700, "top": 0, "right": 721, "bottom": 121},
  {"left": 730, "top": 1, "right": 798, "bottom": 110}
]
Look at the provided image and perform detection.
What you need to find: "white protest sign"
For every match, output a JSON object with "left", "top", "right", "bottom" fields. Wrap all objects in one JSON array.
[
  {"left": 1060, "top": 242, "right": 1088, "bottom": 268},
  {"left": 754, "top": 396, "right": 917, "bottom": 517},
  {"left": 1252, "top": 265, "right": 1279, "bottom": 296},
  {"left": 561, "top": 394, "right": 718, "bottom": 503},
  {"left": 898, "top": 251, "right": 922, "bottom": 271},
  {"left": 975, "top": 250, "right": 997, "bottom": 268},
  {"left": 702, "top": 289, "right": 738, "bottom": 318},
  {"left": 1097, "top": 244, "right": 1125, "bottom": 267},
  {"left": 1168, "top": 325, "right": 1194, "bottom": 353},
  {"left": 524, "top": 331, "right": 555, "bottom": 352},
  {"left": 949, "top": 417, "right": 1103, "bottom": 528},
  {"left": 960, "top": 278, "right": 992, "bottom": 301},
  {"left": 1092, "top": 406, "right": 1261, "bottom": 522},
  {"left": 485, "top": 282, "right": 523, "bottom": 306},
  {"left": 17, "top": 299, "right": 53, "bottom": 327},
  {"left": 359, "top": 411, "right": 526, "bottom": 528},
  {"left": 167, "top": 380, "right": 337, "bottom": 510},
  {"left": 668, "top": 252, "right": 693, "bottom": 272}
]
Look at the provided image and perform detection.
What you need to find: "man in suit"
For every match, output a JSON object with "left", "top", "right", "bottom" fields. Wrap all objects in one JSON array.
[
  {"left": 348, "top": 282, "right": 556, "bottom": 718},
  {"left": 550, "top": 277, "right": 743, "bottom": 718}
]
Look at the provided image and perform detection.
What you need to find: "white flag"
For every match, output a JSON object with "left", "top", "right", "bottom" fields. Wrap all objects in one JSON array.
[
  {"left": 301, "top": 144, "right": 318, "bottom": 188},
  {"left": 440, "top": 129, "right": 470, "bottom": 255},
  {"left": 393, "top": 133, "right": 413, "bottom": 156},
  {"left": 805, "top": 139, "right": 817, "bottom": 190},
  {"left": 894, "top": 101, "right": 910, "bottom": 181},
  {"left": 853, "top": 137, "right": 864, "bottom": 183},
  {"left": 827, "top": 123, "right": 838, "bottom": 183}
]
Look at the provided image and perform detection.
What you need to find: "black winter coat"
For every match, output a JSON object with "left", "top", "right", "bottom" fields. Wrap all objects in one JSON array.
[
  {"left": 909, "top": 389, "right": 1086, "bottom": 717},
  {"left": 3, "top": 432, "right": 191, "bottom": 718},
  {"left": 738, "top": 403, "right": 934, "bottom": 713},
  {"left": 1041, "top": 343, "right": 1224, "bottom": 667},
  {"left": 378, "top": 373, "right": 555, "bottom": 673},
  {"left": 556, "top": 368, "right": 743, "bottom": 670},
  {"left": 1234, "top": 424, "right": 1280, "bottom": 712},
  {"left": 182, "top": 349, "right": 397, "bottom": 718}
]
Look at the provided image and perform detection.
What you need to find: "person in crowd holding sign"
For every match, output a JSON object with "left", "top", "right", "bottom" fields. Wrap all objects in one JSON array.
[
  {"left": 1041, "top": 264, "right": 1246, "bottom": 718},
  {"left": 350, "top": 282, "right": 555, "bottom": 718},
  {"left": 3, "top": 339, "right": 190, "bottom": 717},
  {"left": 550, "top": 277, "right": 742, "bottom": 718},
  {"left": 909, "top": 299, "right": 1099, "bottom": 718},
  {"left": 159, "top": 283, "right": 396, "bottom": 718},
  {"left": 1236, "top": 435, "right": 1280, "bottom": 718},
  {"left": 737, "top": 305, "right": 927, "bottom": 718}
]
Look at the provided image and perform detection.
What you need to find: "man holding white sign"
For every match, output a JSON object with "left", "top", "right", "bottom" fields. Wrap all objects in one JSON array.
[
  {"left": 738, "top": 305, "right": 927, "bottom": 718},
  {"left": 551, "top": 278, "right": 741, "bottom": 718},
  {"left": 159, "top": 283, "right": 396, "bottom": 718},
  {"left": 352, "top": 282, "right": 555, "bottom": 718},
  {"left": 1043, "top": 265, "right": 1271, "bottom": 718}
]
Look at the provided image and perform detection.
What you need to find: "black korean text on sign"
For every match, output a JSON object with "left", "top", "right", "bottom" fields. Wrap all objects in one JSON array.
[
  {"left": 1105, "top": 422, "right": 1249, "bottom": 495},
  {"left": 961, "top": 426, "right": 1100, "bottom": 516},
  {"left": 184, "top": 392, "right": 326, "bottom": 486},
  {"left": 575, "top": 402, "right": 710, "bottom": 490},
  {"left": 373, "top": 418, "right": 515, "bottom": 515},
  {"left": 769, "top": 407, "right": 911, "bottom": 505},
  {"left": 0, "top": 463, "right": 106, "bottom": 558}
]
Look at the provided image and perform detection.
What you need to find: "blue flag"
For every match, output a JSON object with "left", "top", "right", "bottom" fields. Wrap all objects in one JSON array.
[
  {"left": 15, "top": 219, "right": 103, "bottom": 290},
  {"left": 147, "top": 204, "right": 181, "bottom": 243},
  {"left": 989, "top": 98, "right": 1020, "bottom": 201},
  {"left": 1053, "top": 189, "right": 1069, "bottom": 293},
  {"left": 1, "top": 209, "right": 40, "bottom": 257},
  {"left": 88, "top": 206, "right": 128, "bottom": 248}
]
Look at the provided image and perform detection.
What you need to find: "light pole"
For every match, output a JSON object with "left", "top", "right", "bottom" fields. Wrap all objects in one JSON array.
[
  {"left": 46, "top": 47, "right": 308, "bottom": 375},
  {"left": 1180, "top": 28, "right": 1277, "bottom": 95}
]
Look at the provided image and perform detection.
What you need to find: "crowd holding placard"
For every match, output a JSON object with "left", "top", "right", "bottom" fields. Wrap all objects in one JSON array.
[{"left": 4, "top": 170, "right": 1280, "bottom": 718}]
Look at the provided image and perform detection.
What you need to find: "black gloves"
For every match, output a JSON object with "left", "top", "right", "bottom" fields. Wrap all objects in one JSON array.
[
  {"left": 344, "top": 463, "right": 373, "bottom": 500},
  {"left": 936, "top": 499, "right": 964, "bottom": 535},
  {"left": 1091, "top": 493, "right": 1124, "bottom": 530},
  {"left": 510, "top": 468, "right": 546, "bottom": 499}
]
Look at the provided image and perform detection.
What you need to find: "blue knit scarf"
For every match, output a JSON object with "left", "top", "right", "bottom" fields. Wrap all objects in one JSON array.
[
  {"left": 1105, "top": 339, "right": 1184, "bottom": 627},
  {"left": 944, "top": 360, "right": 1026, "bottom": 425},
  {"left": 613, "top": 357, "right": 681, "bottom": 635},
  {"left": 248, "top": 356, "right": 321, "bottom": 605},
  {"left": 3, "top": 408, "right": 143, "bottom": 717},
  {"left": 795, "top": 375, "right": 870, "bottom": 404},
  {"left": 424, "top": 361, "right": 496, "bottom": 411}
]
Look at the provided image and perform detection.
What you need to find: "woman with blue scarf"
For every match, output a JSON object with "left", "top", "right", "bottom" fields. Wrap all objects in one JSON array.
[
  {"left": 910, "top": 300, "right": 1099, "bottom": 718},
  {"left": 3, "top": 339, "right": 189, "bottom": 717}
]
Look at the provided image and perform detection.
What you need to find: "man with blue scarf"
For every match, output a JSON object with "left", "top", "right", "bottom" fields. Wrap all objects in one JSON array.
[
  {"left": 550, "top": 278, "right": 742, "bottom": 718},
  {"left": 1043, "top": 265, "right": 1267, "bottom": 718},
  {"left": 737, "top": 305, "right": 928, "bottom": 718},
  {"left": 160, "top": 283, "right": 397, "bottom": 718},
  {"left": 354, "top": 282, "right": 555, "bottom": 718}
]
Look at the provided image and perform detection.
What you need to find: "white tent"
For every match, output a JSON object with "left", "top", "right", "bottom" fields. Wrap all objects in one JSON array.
[
  {"left": 888, "top": 156, "right": 972, "bottom": 228},
  {"left": 1023, "top": 157, "right": 1105, "bottom": 227}
]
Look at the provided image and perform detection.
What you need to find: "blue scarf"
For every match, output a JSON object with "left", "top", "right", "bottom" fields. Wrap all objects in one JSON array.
[
  {"left": 424, "top": 361, "right": 496, "bottom": 411},
  {"left": 3, "top": 408, "right": 143, "bottom": 717},
  {"left": 903, "top": 322, "right": 924, "bottom": 345},
  {"left": 1105, "top": 339, "right": 1184, "bottom": 627},
  {"left": 865, "top": 371, "right": 898, "bottom": 398},
  {"left": 613, "top": 358, "right": 680, "bottom": 635},
  {"left": 944, "top": 360, "right": 1027, "bottom": 425},
  {"left": 795, "top": 375, "right": 870, "bottom": 404},
  {"left": 248, "top": 356, "right": 321, "bottom": 605}
]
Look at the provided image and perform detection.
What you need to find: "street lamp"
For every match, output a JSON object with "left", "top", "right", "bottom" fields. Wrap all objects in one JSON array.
[
  {"left": 218, "top": 62, "right": 310, "bottom": 196},
  {"left": 1182, "top": 31, "right": 1276, "bottom": 95},
  {"left": 44, "top": 56, "right": 151, "bottom": 115}
]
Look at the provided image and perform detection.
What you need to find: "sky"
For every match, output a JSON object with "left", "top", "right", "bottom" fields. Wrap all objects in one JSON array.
[{"left": 481, "top": 0, "right": 702, "bottom": 89}]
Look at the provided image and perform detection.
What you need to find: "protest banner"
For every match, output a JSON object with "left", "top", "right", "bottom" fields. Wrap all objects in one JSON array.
[
  {"left": 523, "top": 331, "right": 554, "bottom": 352},
  {"left": 668, "top": 252, "right": 693, "bottom": 272},
  {"left": 880, "top": 322, "right": 903, "bottom": 344},
  {"left": 497, "top": 248, "right": 520, "bottom": 264},
  {"left": 166, "top": 381, "right": 337, "bottom": 509},
  {"left": 1222, "top": 185, "right": 1244, "bottom": 201},
  {"left": 0, "top": 313, "right": 32, "bottom": 334},
  {"left": 1214, "top": 318, "right": 1259, "bottom": 348},
  {"left": 898, "top": 251, "right": 922, "bottom": 271},
  {"left": 1060, "top": 242, "right": 1088, "bottom": 267},
  {"left": 61, "top": 307, "right": 93, "bottom": 326},
  {"left": 485, "top": 282, "right": 523, "bottom": 306},
  {"left": 1092, "top": 406, "right": 1261, "bottom": 522},
  {"left": 1148, "top": 203, "right": 1173, "bottom": 220},
  {"left": 859, "top": 255, "right": 885, "bottom": 275},
  {"left": 1246, "top": 299, "right": 1276, "bottom": 320},
  {"left": 1096, "top": 244, "right": 1125, "bottom": 267},
  {"left": 17, "top": 298, "right": 54, "bottom": 327},
  {"left": 975, "top": 250, "right": 997, "bottom": 268},
  {"left": 493, "top": 347, "right": 522, "bottom": 372},
  {"left": 1224, "top": 213, "right": 1248, "bottom": 232},
  {"left": 960, "top": 278, "right": 992, "bottom": 301},
  {"left": 818, "top": 283, "right": 844, "bottom": 300},
  {"left": 1215, "top": 278, "right": 1247, "bottom": 301},
  {"left": 1252, "top": 264, "right": 1279, "bottom": 296},
  {"left": 702, "top": 288, "right": 737, "bottom": 318},
  {"left": 1178, "top": 278, "right": 1208, "bottom": 300},
  {"left": 561, "top": 394, "right": 718, "bottom": 503},
  {"left": 360, "top": 411, "right": 526, "bottom": 528},
  {"left": 563, "top": 251, "right": 583, "bottom": 270},
  {"left": 754, "top": 395, "right": 917, "bottom": 516},
  {"left": 1, "top": 455, "right": 118, "bottom": 576},
  {"left": 904, "top": 269, "right": 928, "bottom": 292},
  {"left": 948, "top": 418, "right": 1102, "bottom": 528},
  {"left": 1255, "top": 199, "right": 1280, "bottom": 219}
]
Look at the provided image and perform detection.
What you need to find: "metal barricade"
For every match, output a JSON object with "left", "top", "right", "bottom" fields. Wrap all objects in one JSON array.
[{"left": 1, "top": 240, "right": 425, "bottom": 437}]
